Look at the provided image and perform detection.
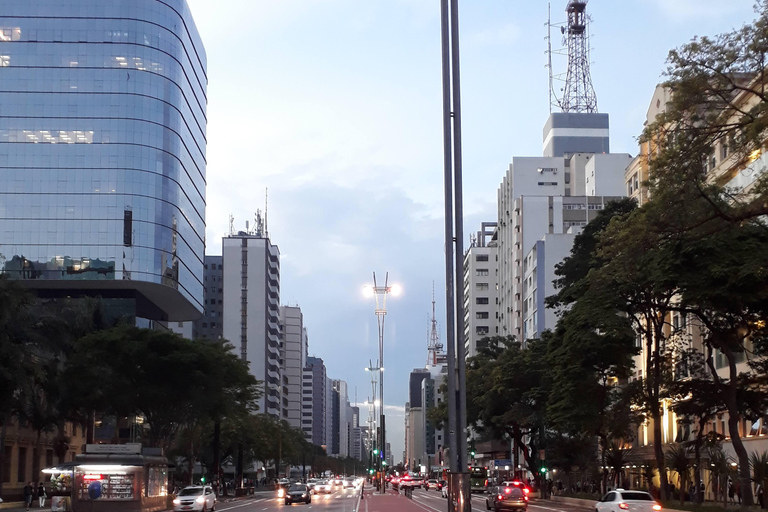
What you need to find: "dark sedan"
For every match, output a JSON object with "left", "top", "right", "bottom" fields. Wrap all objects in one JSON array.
[{"left": 284, "top": 485, "right": 311, "bottom": 505}]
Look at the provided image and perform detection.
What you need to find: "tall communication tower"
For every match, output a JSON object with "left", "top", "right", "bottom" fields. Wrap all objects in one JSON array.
[
  {"left": 560, "top": 0, "right": 598, "bottom": 113},
  {"left": 427, "top": 283, "right": 444, "bottom": 366}
]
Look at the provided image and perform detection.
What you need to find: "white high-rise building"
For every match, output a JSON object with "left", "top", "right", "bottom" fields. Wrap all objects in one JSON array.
[
  {"left": 222, "top": 229, "right": 282, "bottom": 416},
  {"left": 497, "top": 113, "right": 630, "bottom": 342},
  {"left": 463, "top": 222, "right": 499, "bottom": 358},
  {"left": 281, "top": 305, "right": 307, "bottom": 430}
]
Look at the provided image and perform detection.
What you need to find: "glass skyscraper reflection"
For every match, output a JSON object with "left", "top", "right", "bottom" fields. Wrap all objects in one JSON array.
[{"left": 0, "top": 0, "right": 206, "bottom": 320}]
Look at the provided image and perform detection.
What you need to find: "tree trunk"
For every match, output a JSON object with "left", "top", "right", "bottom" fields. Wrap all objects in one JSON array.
[
  {"left": 0, "top": 416, "right": 8, "bottom": 497},
  {"left": 213, "top": 422, "right": 223, "bottom": 495},
  {"left": 694, "top": 421, "right": 704, "bottom": 504},
  {"left": 647, "top": 321, "right": 668, "bottom": 501},
  {"left": 722, "top": 345, "right": 753, "bottom": 506}
]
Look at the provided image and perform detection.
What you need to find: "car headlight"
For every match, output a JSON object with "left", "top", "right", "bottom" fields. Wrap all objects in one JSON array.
[
  {"left": 173, "top": 499, "right": 180, "bottom": 505},
  {"left": 301, "top": 494, "right": 306, "bottom": 497},
  {"left": 196, "top": 497, "right": 205, "bottom": 504}
]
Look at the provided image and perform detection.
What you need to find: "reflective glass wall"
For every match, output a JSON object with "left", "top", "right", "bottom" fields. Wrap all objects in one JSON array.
[{"left": 0, "top": 0, "right": 206, "bottom": 319}]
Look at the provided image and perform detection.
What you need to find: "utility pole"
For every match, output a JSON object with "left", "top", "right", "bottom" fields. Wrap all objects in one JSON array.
[{"left": 440, "top": 0, "right": 470, "bottom": 510}]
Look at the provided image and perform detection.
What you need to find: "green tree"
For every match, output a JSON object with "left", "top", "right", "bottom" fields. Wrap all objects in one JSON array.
[
  {"left": 63, "top": 326, "right": 261, "bottom": 450},
  {"left": 465, "top": 335, "right": 550, "bottom": 489}
]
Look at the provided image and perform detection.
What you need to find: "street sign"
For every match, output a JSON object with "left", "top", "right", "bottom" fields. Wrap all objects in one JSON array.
[{"left": 490, "top": 459, "right": 512, "bottom": 469}]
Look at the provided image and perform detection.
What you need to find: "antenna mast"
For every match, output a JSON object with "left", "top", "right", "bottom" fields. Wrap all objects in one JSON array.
[
  {"left": 561, "top": 0, "right": 598, "bottom": 113},
  {"left": 265, "top": 188, "right": 269, "bottom": 240},
  {"left": 427, "top": 282, "right": 444, "bottom": 366}
]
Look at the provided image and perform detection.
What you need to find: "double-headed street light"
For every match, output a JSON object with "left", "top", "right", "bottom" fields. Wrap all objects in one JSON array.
[{"left": 363, "top": 272, "right": 400, "bottom": 494}]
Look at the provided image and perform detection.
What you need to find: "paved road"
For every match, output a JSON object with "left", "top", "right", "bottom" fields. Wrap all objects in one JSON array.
[
  {"left": 395, "top": 487, "right": 596, "bottom": 512},
  {"left": 216, "top": 486, "right": 362, "bottom": 512}
]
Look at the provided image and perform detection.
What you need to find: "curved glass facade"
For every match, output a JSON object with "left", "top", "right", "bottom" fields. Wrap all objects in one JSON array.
[{"left": 0, "top": 0, "right": 206, "bottom": 320}]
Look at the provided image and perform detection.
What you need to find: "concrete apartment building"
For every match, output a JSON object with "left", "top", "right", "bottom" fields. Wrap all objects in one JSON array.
[
  {"left": 463, "top": 222, "right": 499, "bottom": 357},
  {"left": 222, "top": 229, "right": 282, "bottom": 417},
  {"left": 405, "top": 369, "right": 430, "bottom": 469},
  {"left": 281, "top": 306, "right": 307, "bottom": 431},
  {"left": 330, "top": 379, "right": 351, "bottom": 457},
  {"left": 193, "top": 255, "right": 224, "bottom": 340},
  {"left": 496, "top": 113, "right": 630, "bottom": 342},
  {"left": 625, "top": 84, "right": 768, "bottom": 469},
  {"left": 303, "top": 356, "right": 327, "bottom": 447}
]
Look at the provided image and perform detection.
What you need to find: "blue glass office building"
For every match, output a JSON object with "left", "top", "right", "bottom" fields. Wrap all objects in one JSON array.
[{"left": 0, "top": 0, "right": 206, "bottom": 320}]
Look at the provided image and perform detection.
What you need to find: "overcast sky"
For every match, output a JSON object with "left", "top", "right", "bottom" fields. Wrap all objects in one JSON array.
[{"left": 184, "top": 0, "right": 758, "bottom": 464}]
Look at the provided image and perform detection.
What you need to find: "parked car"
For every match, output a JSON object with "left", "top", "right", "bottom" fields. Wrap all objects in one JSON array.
[
  {"left": 173, "top": 486, "right": 216, "bottom": 512},
  {"left": 285, "top": 484, "right": 312, "bottom": 505},
  {"left": 595, "top": 489, "right": 662, "bottom": 512}
]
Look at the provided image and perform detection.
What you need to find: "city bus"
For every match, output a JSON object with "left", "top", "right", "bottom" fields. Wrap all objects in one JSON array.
[{"left": 469, "top": 466, "right": 488, "bottom": 493}]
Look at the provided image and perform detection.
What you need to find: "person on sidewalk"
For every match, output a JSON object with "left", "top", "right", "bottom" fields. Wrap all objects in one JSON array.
[
  {"left": 23, "top": 482, "right": 34, "bottom": 511},
  {"left": 37, "top": 482, "right": 47, "bottom": 508}
]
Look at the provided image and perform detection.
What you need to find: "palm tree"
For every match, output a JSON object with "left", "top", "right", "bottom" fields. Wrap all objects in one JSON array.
[
  {"left": 604, "top": 441, "right": 634, "bottom": 489},
  {"left": 666, "top": 444, "right": 691, "bottom": 505},
  {"left": 750, "top": 451, "right": 768, "bottom": 509},
  {"left": 641, "top": 461, "right": 657, "bottom": 495},
  {"left": 708, "top": 447, "right": 735, "bottom": 508}
]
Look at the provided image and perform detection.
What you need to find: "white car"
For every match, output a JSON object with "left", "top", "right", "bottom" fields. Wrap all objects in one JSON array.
[
  {"left": 595, "top": 489, "right": 662, "bottom": 512},
  {"left": 173, "top": 486, "right": 216, "bottom": 512},
  {"left": 314, "top": 480, "right": 333, "bottom": 494}
]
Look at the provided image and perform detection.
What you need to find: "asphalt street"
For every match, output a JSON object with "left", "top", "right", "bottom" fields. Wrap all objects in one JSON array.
[
  {"left": 216, "top": 486, "right": 362, "bottom": 512},
  {"left": 392, "top": 487, "right": 595, "bottom": 512},
  {"left": 214, "top": 485, "right": 595, "bottom": 512}
]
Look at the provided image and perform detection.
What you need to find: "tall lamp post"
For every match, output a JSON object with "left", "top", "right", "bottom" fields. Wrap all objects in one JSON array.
[{"left": 364, "top": 272, "right": 400, "bottom": 494}]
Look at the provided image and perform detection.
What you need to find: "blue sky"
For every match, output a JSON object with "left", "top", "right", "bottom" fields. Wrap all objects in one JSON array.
[{"left": 184, "top": 0, "right": 758, "bottom": 463}]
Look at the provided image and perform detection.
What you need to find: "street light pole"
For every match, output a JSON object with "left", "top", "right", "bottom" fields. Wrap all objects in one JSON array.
[{"left": 366, "top": 272, "right": 399, "bottom": 494}]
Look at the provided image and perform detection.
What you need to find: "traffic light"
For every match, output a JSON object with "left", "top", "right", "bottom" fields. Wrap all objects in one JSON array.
[
  {"left": 201, "top": 476, "right": 206, "bottom": 483},
  {"left": 470, "top": 450, "right": 476, "bottom": 459},
  {"left": 540, "top": 466, "right": 547, "bottom": 475},
  {"left": 382, "top": 461, "right": 388, "bottom": 467},
  {"left": 369, "top": 469, "right": 375, "bottom": 474},
  {"left": 374, "top": 449, "right": 379, "bottom": 455}
]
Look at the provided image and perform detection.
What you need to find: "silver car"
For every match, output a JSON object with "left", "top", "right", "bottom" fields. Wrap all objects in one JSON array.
[{"left": 173, "top": 486, "right": 216, "bottom": 512}]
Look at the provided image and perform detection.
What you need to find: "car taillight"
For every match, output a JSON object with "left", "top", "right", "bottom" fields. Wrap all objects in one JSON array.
[
  {"left": 523, "top": 488, "right": 530, "bottom": 494},
  {"left": 653, "top": 505, "right": 662, "bottom": 511},
  {"left": 485, "top": 480, "right": 489, "bottom": 486},
  {"left": 524, "top": 496, "right": 529, "bottom": 501},
  {"left": 497, "top": 495, "right": 504, "bottom": 500},
  {"left": 618, "top": 503, "right": 629, "bottom": 510}
]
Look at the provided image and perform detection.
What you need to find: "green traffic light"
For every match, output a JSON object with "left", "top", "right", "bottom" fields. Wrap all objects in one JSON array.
[
  {"left": 373, "top": 449, "right": 379, "bottom": 455},
  {"left": 201, "top": 476, "right": 206, "bottom": 482},
  {"left": 540, "top": 467, "right": 547, "bottom": 474}
]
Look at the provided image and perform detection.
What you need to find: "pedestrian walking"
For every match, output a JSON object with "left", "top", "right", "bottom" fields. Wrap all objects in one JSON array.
[
  {"left": 728, "top": 481, "right": 735, "bottom": 503},
  {"left": 37, "top": 483, "right": 46, "bottom": 508},
  {"left": 23, "top": 482, "right": 34, "bottom": 511},
  {"left": 757, "top": 483, "right": 764, "bottom": 508}
]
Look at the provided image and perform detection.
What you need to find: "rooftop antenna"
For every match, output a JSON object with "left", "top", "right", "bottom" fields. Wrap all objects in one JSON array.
[
  {"left": 228, "top": 214, "right": 234, "bottom": 236},
  {"left": 560, "top": 0, "right": 598, "bottom": 113},
  {"left": 265, "top": 188, "right": 269, "bottom": 240}
]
